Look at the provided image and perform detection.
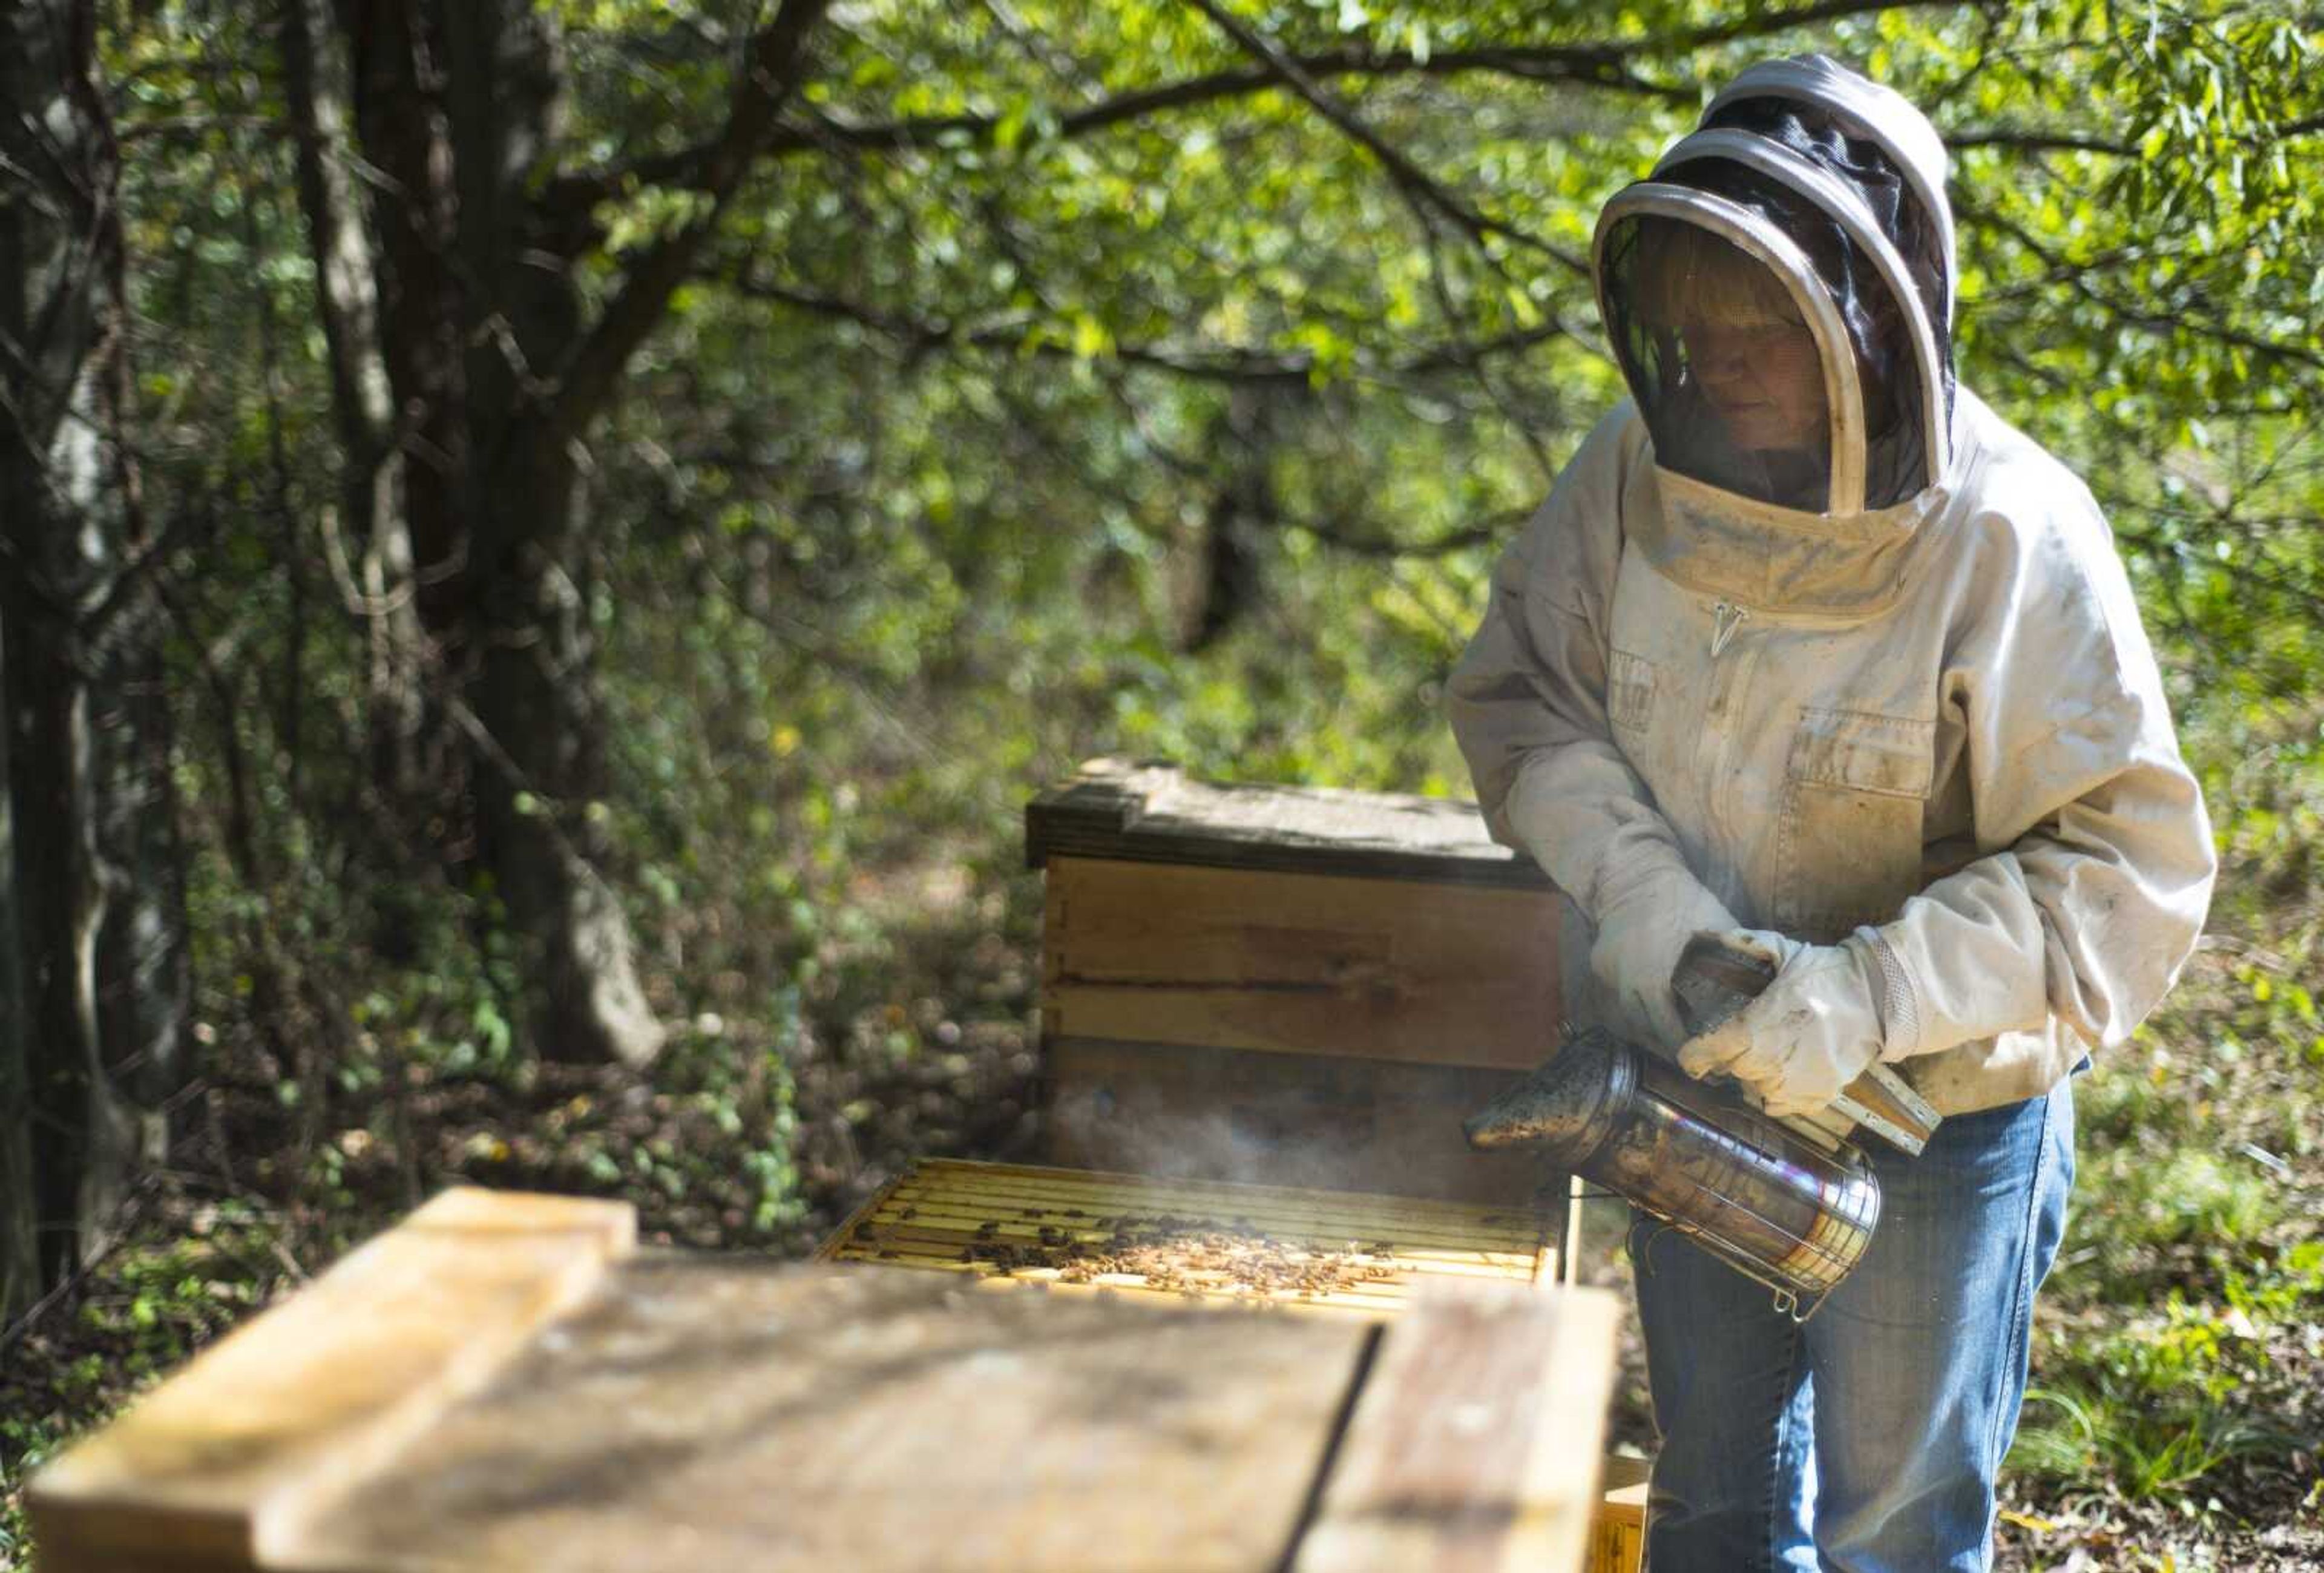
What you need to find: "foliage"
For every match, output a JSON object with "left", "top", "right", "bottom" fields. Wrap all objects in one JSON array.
[{"left": 2004, "top": 896, "right": 2324, "bottom": 1551}]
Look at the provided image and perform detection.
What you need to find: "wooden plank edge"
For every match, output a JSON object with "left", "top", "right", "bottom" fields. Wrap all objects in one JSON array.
[
  {"left": 813, "top": 1171, "right": 910, "bottom": 1263},
  {"left": 1288, "top": 1282, "right": 1622, "bottom": 1572},
  {"left": 1028, "top": 833, "right": 1554, "bottom": 889},
  {"left": 844, "top": 1205, "right": 1549, "bottom": 1265},
  {"left": 845, "top": 1205, "right": 1548, "bottom": 1266},
  {"left": 27, "top": 1187, "right": 637, "bottom": 1572},
  {"left": 870, "top": 1171, "right": 1555, "bottom": 1237},
  {"left": 911, "top": 1157, "right": 1555, "bottom": 1230},
  {"left": 881, "top": 1171, "right": 1556, "bottom": 1250}
]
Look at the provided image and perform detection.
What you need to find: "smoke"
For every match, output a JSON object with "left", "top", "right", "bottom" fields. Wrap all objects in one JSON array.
[{"left": 1043, "top": 1080, "right": 1551, "bottom": 1209}]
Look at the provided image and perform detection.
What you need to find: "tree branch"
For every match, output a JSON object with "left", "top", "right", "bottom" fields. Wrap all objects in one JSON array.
[
  {"left": 1282, "top": 507, "right": 1527, "bottom": 559},
  {"left": 543, "top": 1, "right": 1938, "bottom": 211},
  {"left": 726, "top": 273, "right": 1569, "bottom": 386},
  {"left": 1946, "top": 130, "right": 2138, "bottom": 156},
  {"left": 1187, "top": 0, "right": 1588, "bottom": 280},
  {"left": 541, "top": 43, "right": 1676, "bottom": 214},
  {"left": 1181, "top": 0, "right": 1583, "bottom": 485},
  {"left": 548, "top": 0, "right": 832, "bottom": 439},
  {"left": 1959, "top": 197, "right": 2324, "bottom": 374}
]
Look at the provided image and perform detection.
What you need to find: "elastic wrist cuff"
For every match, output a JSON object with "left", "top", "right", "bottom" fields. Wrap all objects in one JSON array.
[{"left": 1853, "top": 925, "right": 1922, "bottom": 1060}]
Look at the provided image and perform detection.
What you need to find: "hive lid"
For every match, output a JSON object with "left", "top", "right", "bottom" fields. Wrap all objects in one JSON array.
[{"left": 1025, "top": 758, "right": 1549, "bottom": 889}]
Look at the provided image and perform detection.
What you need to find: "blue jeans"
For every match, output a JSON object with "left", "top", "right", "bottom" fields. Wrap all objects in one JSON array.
[{"left": 1629, "top": 1079, "right": 2076, "bottom": 1572}]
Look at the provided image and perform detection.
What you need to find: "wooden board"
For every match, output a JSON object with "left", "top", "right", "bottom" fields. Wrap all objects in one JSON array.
[
  {"left": 1043, "top": 856, "right": 1561, "bottom": 1071},
  {"left": 1295, "top": 1281, "right": 1623, "bottom": 1573},
  {"left": 277, "top": 1257, "right": 1377, "bottom": 1573},
  {"left": 28, "top": 1187, "right": 635, "bottom": 1573},
  {"left": 31, "top": 1190, "right": 1621, "bottom": 1573},
  {"left": 818, "top": 1158, "right": 1557, "bottom": 1314},
  {"left": 1025, "top": 758, "right": 1551, "bottom": 890},
  {"left": 1043, "top": 1036, "right": 1553, "bottom": 1206}
]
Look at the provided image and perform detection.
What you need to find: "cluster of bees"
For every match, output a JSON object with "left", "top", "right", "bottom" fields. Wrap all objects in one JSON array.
[{"left": 948, "top": 1209, "right": 1402, "bottom": 1299}]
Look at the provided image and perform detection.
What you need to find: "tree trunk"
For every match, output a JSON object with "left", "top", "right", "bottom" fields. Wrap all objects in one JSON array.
[
  {"left": 469, "top": 429, "right": 662, "bottom": 1065},
  {"left": 0, "top": 625, "right": 33, "bottom": 1319},
  {"left": 0, "top": 596, "right": 140, "bottom": 1293},
  {"left": 0, "top": 0, "right": 187, "bottom": 1316},
  {"left": 304, "top": 0, "right": 826, "bottom": 1067},
  {"left": 281, "top": 0, "right": 455, "bottom": 1009},
  {"left": 1177, "top": 384, "right": 1282, "bottom": 654},
  {"left": 323, "top": 0, "right": 666, "bottom": 1065}
]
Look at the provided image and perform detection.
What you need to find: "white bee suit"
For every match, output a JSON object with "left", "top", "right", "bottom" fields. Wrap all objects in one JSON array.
[{"left": 1445, "top": 56, "right": 2216, "bottom": 1117}]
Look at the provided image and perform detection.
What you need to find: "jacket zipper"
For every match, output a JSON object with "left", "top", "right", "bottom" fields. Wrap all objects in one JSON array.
[
  {"left": 1710, "top": 599, "right": 1751, "bottom": 658},
  {"left": 1692, "top": 608, "right": 1761, "bottom": 898}
]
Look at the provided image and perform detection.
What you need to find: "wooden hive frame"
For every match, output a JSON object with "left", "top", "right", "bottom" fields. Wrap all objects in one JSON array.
[{"left": 815, "top": 1158, "right": 1560, "bottom": 1316}]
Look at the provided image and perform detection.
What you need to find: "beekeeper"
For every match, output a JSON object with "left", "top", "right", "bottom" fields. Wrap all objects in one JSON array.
[{"left": 1445, "top": 54, "right": 2216, "bottom": 1572}]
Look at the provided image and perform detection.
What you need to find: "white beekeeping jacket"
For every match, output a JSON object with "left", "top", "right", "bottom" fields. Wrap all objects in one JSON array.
[{"left": 1445, "top": 56, "right": 2216, "bottom": 1114}]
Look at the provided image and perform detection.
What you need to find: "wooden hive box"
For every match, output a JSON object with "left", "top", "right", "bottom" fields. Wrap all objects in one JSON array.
[
  {"left": 1026, "top": 757, "right": 1565, "bottom": 1210},
  {"left": 31, "top": 1188, "right": 1625, "bottom": 1573}
]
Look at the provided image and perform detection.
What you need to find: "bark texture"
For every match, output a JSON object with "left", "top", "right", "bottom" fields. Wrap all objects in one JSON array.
[
  {"left": 285, "top": 0, "right": 830, "bottom": 1065},
  {"left": 0, "top": 0, "right": 189, "bottom": 1317}
]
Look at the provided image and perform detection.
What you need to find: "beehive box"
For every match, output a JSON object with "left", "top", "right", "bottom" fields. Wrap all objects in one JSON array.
[
  {"left": 32, "top": 1188, "right": 1624, "bottom": 1573},
  {"left": 1026, "top": 758, "right": 1568, "bottom": 1209},
  {"left": 1011, "top": 761, "right": 1645, "bottom": 1565},
  {"left": 815, "top": 1161, "right": 1644, "bottom": 1568}
]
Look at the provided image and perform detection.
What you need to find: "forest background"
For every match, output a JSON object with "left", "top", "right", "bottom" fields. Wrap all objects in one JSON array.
[{"left": 2, "top": 1, "right": 2320, "bottom": 1568}]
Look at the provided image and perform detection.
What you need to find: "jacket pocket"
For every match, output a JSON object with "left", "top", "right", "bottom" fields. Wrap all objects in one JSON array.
[
  {"left": 1606, "top": 648, "right": 1657, "bottom": 735},
  {"left": 1774, "top": 708, "right": 1935, "bottom": 942}
]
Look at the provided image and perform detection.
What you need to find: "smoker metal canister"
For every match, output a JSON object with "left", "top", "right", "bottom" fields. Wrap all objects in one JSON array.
[{"left": 1465, "top": 1029, "right": 1879, "bottom": 1316}]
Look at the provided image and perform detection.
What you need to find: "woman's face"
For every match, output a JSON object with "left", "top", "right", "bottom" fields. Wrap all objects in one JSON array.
[{"left": 1681, "top": 317, "right": 1827, "bottom": 453}]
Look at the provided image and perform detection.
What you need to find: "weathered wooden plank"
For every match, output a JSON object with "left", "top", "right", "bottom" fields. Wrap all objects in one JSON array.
[
  {"left": 1044, "top": 857, "right": 1560, "bottom": 1072},
  {"left": 1042, "top": 1034, "right": 1555, "bottom": 1206},
  {"left": 28, "top": 1187, "right": 636, "bottom": 1573},
  {"left": 38, "top": 1195, "right": 1623, "bottom": 1572},
  {"left": 1025, "top": 758, "right": 1551, "bottom": 889},
  {"left": 277, "top": 1257, "right": 1376, "bottom": 1573},
  {"left": 1292, "top": 1282, "right": 1622, "bottom": 1573}
]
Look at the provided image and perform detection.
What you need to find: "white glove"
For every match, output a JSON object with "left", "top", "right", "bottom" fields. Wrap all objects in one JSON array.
[
  {"left": 1677, "top": 928, "right": 1886, "bottom": 1118},
  {"left": 1589, "top": 858, "right": 1740, "bottom": 1054}
]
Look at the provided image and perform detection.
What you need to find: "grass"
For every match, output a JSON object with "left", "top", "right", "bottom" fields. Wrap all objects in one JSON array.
[{"left": 1995, "top": 899, "right": 2324, "bottom": 1571}]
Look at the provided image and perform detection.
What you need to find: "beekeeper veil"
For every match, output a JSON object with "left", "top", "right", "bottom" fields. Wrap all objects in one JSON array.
[{"left": 1594, "top": 56, "right": 1958, "bottom": 516}]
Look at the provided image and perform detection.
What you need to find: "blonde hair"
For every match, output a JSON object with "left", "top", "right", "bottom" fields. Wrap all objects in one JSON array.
[{"left": 1628, "top": 218, "right": 1804, "bottom": 332}]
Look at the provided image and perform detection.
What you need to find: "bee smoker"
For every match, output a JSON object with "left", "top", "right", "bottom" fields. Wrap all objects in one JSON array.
[{"left": 1463, "top": 935, "right": 1920, "bottom": 1319}]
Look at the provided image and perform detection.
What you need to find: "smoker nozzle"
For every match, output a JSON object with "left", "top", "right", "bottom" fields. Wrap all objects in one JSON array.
[
  {"left": 1464, "top": 1024, "right": 1882, "bottom": 1318},
  {"left": 1462, "top": 1029, "right": 1632, "bottom": 1163}
]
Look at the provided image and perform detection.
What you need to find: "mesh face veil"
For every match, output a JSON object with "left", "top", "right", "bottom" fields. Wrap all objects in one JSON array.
[{"left": 1593, "top": 56, "right": 1958, "bottom": 516}]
